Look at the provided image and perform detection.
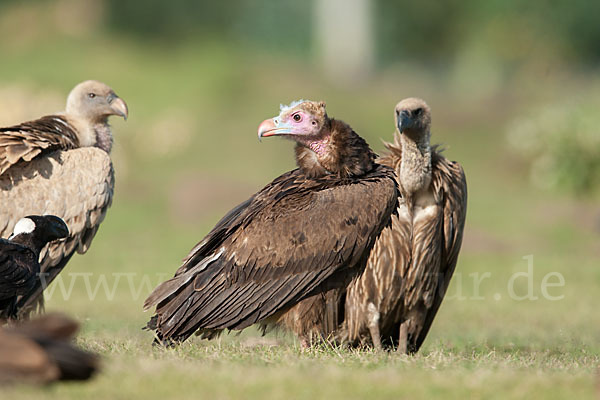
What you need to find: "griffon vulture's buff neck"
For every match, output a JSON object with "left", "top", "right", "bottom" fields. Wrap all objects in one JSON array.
[{"left": 258, "top": 100, "right": 376, "bottom": 178}]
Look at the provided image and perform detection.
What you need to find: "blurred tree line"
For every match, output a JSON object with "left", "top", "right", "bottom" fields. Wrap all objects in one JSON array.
[{"left": 101, "top": 0, "right": 600, "bottom": 67}]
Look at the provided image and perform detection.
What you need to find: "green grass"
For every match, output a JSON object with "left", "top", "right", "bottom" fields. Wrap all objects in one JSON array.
[{"left": 0, "top": 4, "right": 599, "bottom": 398}]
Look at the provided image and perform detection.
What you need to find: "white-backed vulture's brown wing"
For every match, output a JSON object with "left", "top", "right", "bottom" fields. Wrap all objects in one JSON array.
[
  {"left": 0, "top": 116, "right": 79, "bottom": 175},
  {"left": 0, "top": 147, "right": 114, "bottom": 314},
  {"left": 145, "top": 165, "right": 398, "bottom": 343},
  {"left": 412, "top": 150, "right": 467, "bottom": 350}
]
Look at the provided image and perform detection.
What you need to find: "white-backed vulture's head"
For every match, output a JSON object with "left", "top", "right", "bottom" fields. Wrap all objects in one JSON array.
[
  {"left": 395, "top": 97, "right": 431, "bottom": 140},
  {"left": 66, "top": 80, "right": 128, "bottom": 124}
]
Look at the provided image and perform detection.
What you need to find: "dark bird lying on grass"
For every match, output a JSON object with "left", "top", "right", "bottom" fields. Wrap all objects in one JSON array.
[
  {"left": 0, "top": 80, "right": 127, "bottom": 317},
  {"left": 0, "top": 216, "right": 69, "bottom": 321},
  {"left": 341, "top": 98, "right": 467, "bottom": 353},
  {"left": 0, "top": 313, "right": 98, "bottom": 383},
  {"left": 144, "top": 100, "right": 398, "bottom": 346}
]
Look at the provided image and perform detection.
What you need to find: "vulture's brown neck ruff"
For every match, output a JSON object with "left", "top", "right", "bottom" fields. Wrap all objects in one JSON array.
[
  {"left": 259, "top": 100, "right": 376, "bottom": 179},
  {"left": 391, "top": 98, "right": 433, "bottom": 196}
]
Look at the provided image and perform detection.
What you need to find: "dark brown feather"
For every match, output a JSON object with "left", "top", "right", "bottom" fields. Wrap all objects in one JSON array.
[{"left": 145, "top": 165, "right": 397, "bottom": 343}]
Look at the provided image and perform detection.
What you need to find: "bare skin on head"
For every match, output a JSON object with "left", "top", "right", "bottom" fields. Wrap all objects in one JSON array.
[{"left": 258, "top": 100, "right": 376, "bottom": 178}]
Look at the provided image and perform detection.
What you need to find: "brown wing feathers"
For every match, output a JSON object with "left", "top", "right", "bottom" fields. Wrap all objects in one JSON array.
[
  {"left": 413, "top": 153, "right": 467, "bottom": 350},
  {"left": 0, "top": 116, "right": 79, "bottom": 175},
  {"left": 146, "top": 165, "right": 398, "bottom": 343}
]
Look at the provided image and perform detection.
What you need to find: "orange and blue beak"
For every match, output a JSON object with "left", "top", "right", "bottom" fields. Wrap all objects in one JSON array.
[{"left": 257, "top": 116, "right": 293, "bottom": 141}]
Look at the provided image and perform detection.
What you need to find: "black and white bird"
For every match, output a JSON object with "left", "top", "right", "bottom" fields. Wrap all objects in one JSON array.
[{"left": 0, "top": 216, "right": 69, "bottom": 321}]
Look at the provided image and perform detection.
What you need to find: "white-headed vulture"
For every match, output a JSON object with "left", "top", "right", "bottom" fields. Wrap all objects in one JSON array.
[
  {"left": 0, "top": 216, "right": 68, "bottom": 321},
  {"left": 144, "top": 100, "right": 398, "bottom": 345},
  {"left": 342, "top": 98, "right": 468, "bottom": 352},
  {"left": 0, "top": 313, "right": 98, "bottom": 383},
  {"left": 0, "top": 80, "right": 127, "bottom": 317}
]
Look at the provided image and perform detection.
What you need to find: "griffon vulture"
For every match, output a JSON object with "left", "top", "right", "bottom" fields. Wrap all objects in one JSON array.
[
  {"left": 342, "top": 98, "right": 467, "bottom": 352},
  {"left": 144, "top": 100, "right": 398, "bottom": 345},
  {"left": 0, "top": 313, "right": 98, "bottom": 383},
  {"left": 0, "top": 216, "right": 68, "bottom": 321},
  {"left": 0, "top": 80, "right": 128, "bottom": 317}
]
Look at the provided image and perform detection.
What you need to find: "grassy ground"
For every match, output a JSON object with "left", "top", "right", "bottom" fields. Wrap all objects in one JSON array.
[{"left": 0, "top": 11, "right": 599, "bottom": 399}]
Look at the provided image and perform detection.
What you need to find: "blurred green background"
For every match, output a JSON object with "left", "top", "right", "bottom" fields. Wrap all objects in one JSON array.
[{"left": 0, "top": 0, "right": 598, "bottom": 399}]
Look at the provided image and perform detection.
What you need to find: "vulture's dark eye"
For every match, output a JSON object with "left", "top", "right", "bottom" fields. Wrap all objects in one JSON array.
[
  {"left": 88, "top": 93, "right": 96, "bottom": 99},
  {"left": 413, "top": 108, "right": 422, "bottom": 116},
  {"left": 292, "top": 113, "right": 302, "bottom": 122}
]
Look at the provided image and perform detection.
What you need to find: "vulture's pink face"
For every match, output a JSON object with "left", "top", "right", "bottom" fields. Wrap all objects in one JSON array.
[{"left": 258, "top": 100, "right": 326, "bottom": 140}]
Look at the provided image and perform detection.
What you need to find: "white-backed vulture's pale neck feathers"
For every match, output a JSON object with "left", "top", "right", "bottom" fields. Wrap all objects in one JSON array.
[
  {"left": 64, "top": 80, "right": 128, "bottom": 154},
  {"left": 392, "top": 97, "right": 432, "bottom": 196},
  {"left": 258, "top": 100, "right": 377, "bottom": 179}
]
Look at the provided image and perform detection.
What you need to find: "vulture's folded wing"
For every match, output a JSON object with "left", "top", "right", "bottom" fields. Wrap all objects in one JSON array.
[
  {"left": 0, "top": 147, "right": 114, "bottom": 313},
  {"left": 414, "top": 152, "right": 467, "bottom": 349},
  {"left": 0, "top": 116, "right": 79, "bottom": 175},
  {"left": 145, "top": 166, "right": 398, "bottom": 342}
]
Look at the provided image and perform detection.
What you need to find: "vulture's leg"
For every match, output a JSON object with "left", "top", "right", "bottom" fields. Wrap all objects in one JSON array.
[
  {"left": 366, "top": 303, "right": 382, "bottom": 351},
  {"left": 300, "top": 336, "right": 311, "bottom": 350},
  {"left": 397, "top": 320, "right": 409, "bottom": 354}
]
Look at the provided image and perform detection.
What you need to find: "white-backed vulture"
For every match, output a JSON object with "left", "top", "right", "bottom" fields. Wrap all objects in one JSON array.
[
  {"left": 342, "top": 98, "right": 467, "bottom": 352},
  {"left": 0, "top": 313, "right": 98, "bottom": 383},
  {"left": 144, "top": 100, "right": 398, "bottom": 345},
  {"left": 0, "top": 216, "right": 68, "bottom": 321},
  {"left": 0, "top": 80, "right": 128, "bottom": 317}
]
